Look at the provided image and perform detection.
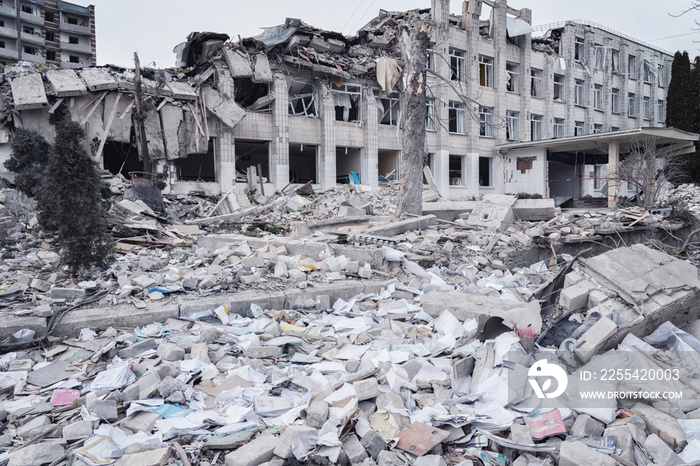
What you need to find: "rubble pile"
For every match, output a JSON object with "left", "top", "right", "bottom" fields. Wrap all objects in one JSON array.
[{"left": 1, "top": 184, "right": 700, "bottom": 464}]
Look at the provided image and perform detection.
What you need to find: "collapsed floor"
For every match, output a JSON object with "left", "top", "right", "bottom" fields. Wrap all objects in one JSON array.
[{"left": 2, "top": 181, "right": 700, "bottom": 465}]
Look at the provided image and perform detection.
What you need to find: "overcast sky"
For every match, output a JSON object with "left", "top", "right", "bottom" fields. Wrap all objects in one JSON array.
[{"left": 74, "top": 0, "right": 700, "bottom": 68}]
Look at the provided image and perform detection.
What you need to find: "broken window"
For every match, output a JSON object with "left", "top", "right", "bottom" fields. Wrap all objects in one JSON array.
[
  {"left": 289, "top": 143, "right": 317, "bottom": 184},
  {"left": 506, "top": 110, "right": 519, "bottom": 140},
  {"left": 66, "top": 16, "right": 79, "bottom": 25},
  {"left": 235, "top": 140, "right": 270, "bottom": 182},
  {"left": 553, "top": 74, "right": 564, "bottom": 102},
  {"left": 479, "top": 55, "right": 494, "bottom": 88},
  {"left": 427, "top": 47, "right": 435, "bottom": 71},
  {"left": 574, "top": 121, "right": 584, "bottom": 136},
  {"left": 46, "top": 31, "right": 55, "bottom": 42},
  {"left": 449, "top": 155, "right": 464, "bottom": 185},
  {"left": 449, "top": 47, "right": 465, "bottom": 82},
  {"left": 0, "top": 41, "right": 5, "bottom": 49},
  {"left": 594, "top": 45, "right": 604, "bottom": 70},
  {"left": 23, "top": 46, "right": 38, "bottom": 55},
  {"left": 531, "top": 114, "right": 542, "bottom": 141},
  {"left": 643, "top": 96, "right": 651, "bottom": 119},
  {"left": 287, "top": 80, "right": 317, "bottom": 117},
  {"left": 593, "top": 124, "right": 602, "bottom": 134},
  {"left": 47, "top": 51, "right": 55, "bottom": 61},
  {"left": 375, "top": 91, "right": 400, "bottom": 126},
  {"left": 479, "top": 157, "right": 492, "bottom": 187},
  {"left": 335, "top": 147, "right": 361, "bottom": 183},
  {"left": 658, "top": 64, "right": 665, "bottom": 87},
  {"left": 531, "top": 68, "right": 543, "bottom": 98},
  {"left": 574, "top": 79, "right": 584, "bottom": 106},
  {"left": 235, "top": 78, "right": 271, "bottom": 112},
  {"left": 448, "top": 101, "right": 465, "bottom": 134},
  {"left": 628, "top": 54, "right": 636, "bottom": 79},
  {"left": 69, "top": 55, "right": 79, "bottom": 63},
  {"left": 22, "top": 26, "right": 34, "bottom": 34},
  {"left": 611, "top": 50, "right": 619, "bottom": 72},
  {"left": 658, "top": 100, "right": 664, "bottom": 122},
  {"left": 331, "top": 83, "right": 362, "bottom": 122},
  {"left": 628, "top": 93, "right": 636, "bottom": 116},
  {"left": 479, "top": 106, "right": 493, "bottom": 138},
  {"left": 425, "top": 98, "right": 435, "bottom": 131},
  {"left": 21, "top": 4, "right": 32, "bottom": 14},
  {"left": 553, "top": 118, "right": 564, "bottom": 139},
  {"left": 45, "top": 12, "right": 54, "bottom": 22},
  {"left": 611, "top": 88, "right": 620, "bottom": 113},
  {"left": 176, "top": 140, "right": 217, "bottom": 182},
  {"left": 69, "top": 36, "right": 79, "bottom": 45},
  {"left": 574, "top": 37, "right": 585, "bottom": 61},
  {"left": 594, "top": 165, "right": 602, "bottom": 189},
  {"left": 593, "top": 84, "right": 602, "bottom": 110},
  {"left": 612, "top": 126, "right": 619, "bottom": 132},
  {"left": 506, "top": 62, "right": 519, "bottom": 93},
  {"left": 643, "top": 61, "right": 652, "bottom": 83}
]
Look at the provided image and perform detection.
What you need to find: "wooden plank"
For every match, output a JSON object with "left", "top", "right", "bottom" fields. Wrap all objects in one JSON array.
[
  {"left": 48, "top": 97, "right": 64, "bottom": 115},
  {"left": 80, "top": 91, "right": 107, "bottom": 125},
  {"left": 207, "top": 189, "right": 234, "bottom": 217},
  {"left": 120, "top": 99, "right": 135, "bottom": 120},
  {"left": 94, "top": 92, "right": 122, "bottom": 165}
]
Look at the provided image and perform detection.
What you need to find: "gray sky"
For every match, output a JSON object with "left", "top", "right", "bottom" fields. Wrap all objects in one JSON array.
[{"left": 75, "top": 0, "right": 700, "bottom": 68}]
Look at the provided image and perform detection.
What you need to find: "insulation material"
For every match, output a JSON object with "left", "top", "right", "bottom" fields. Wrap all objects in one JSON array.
[
  {"left": 104, "top": 93, "right": 132, "bottom": 143},
  {"left": 160, "top": 104, "right": 185, "bottom": 160}
]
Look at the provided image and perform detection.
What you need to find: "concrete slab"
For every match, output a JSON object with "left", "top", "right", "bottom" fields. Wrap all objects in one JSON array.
[
  {"left": 166, "top": 81, "right": 197, "bottom": 101},
  {"left": 0, "top": 314, "right": 46, "bottom": 340},
  {"left": 201, "top": 86, "right": 246, "bottom": 130},
  {"left": 45, "top": 69, "right": 87, "bottom": 97},
  {"left": 53, "top": 303, "right": 179, "bottom": 338},
  {"left": 80, "top": 68, "right": 119, "bottom": 92},
  {"left": 11, "top": 74, "right": 48, "bottom": 110},
  {"left": 422, "top": 201, "right": 478, "bottom": 221},
  {"left": 224, "top": 49, "right": 254, "bottom": 78},
  {"left": 464, "top": 194, "right": 517, "bottom": 231},
  {"left": 160, "top": 103, "right": 184, "bottom": 160},
  {"left": 363, "top": 215, "right": 436, "bottom": 237},
  {"left": 513, "top": 198, "right": 556, "bottom": 221},
  {"left": 252, "top": 53, "right": 273, "bottom": 83},
  {"left": 137, "top": 109, "right": 166, "bottom": 160}
]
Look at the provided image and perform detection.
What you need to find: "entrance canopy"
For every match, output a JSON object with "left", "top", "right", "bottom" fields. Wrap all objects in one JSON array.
[{"left": 497, "top": 127, "right": 699, "bottom": 207}]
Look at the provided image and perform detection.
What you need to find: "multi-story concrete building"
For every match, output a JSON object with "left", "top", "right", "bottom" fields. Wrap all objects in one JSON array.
[{"left": 0, "top": 0, "right": 95, "bottom": 68}]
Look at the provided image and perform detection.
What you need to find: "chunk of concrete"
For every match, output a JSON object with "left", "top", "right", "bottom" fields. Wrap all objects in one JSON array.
[
  {"left": 342, "top": 433, "right": 368, "bottom": 464},
  {"left": 10, "top": 74, "right": 48, "bottom": 110},
  {"left": 224, "top": 49, "right": 254, "bottom": 78},
  {"left": 632, "top": 403, "right": 687, "bottom": 450},
  {"left": 46, "top": 69, "right": 87, "bottom": 97},
  {"left": 559, "top": 281, "right": 596, "bottom": 311},
  {"left": 559, "top": 441, "right": 617, "bottom": 466},
  {"left": 305, "top": 400, "right": 329, "bottom": 428},
  {"left": 464, "top": 194, "right": 517, "bottom": 231},
  {"left": 413, "top": 456, "right": 447, "bottom": 466},
  {"left": 80, "top": 68, "right": 119, "bottom": 91},
  {"left": 225, "top": 434, "right": 277, "bottom": 466},
  {"left": 571, "top": 414, "right": 604, "bottom": 437},
  {"left": 603, "top": 425, "right": 634, "bottom": 463},
  {"left": 644, "top": 433, "right": 684, "bottom": 465},
  {"left": 273, "top": 425, "right": 318, "bottom": 459},
  {"left": 62, "top": 420, "right": 93, "bottom": 440},
  {"left": 574, "top": 316, "right": 617, "bottom": 364},
  {"left": 48, "top": 287, "right": 86, "bottom": 301},
  {"left": 513, "top": 198, "right": 556, "bottom": 221},
  {"left": 118, "top": 338, "right": 158, "bottom": 359},
  {"left": 354, "top": 378, "right": 380, "bottom": 401},
  {"left": 8, "top": 442, "right": 64, "bottom": 466},
  {"left": 157, "top": 343, "right": 185, "bottom": 362}
]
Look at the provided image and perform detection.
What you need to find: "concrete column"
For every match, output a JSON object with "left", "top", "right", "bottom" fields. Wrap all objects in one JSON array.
[
  {"left": 607, "top": 139, "right": 619, "bottom": 207},
  {"left": 318, "top": 81, "right": 337, "bottom": 190},
  {"left": 465, "top": 0, "right": 480, "bottom": 197},
  {"left": 362, "top": 86, "right": 378, "bottom": 186},
  {"left": 519, "top": 8, "right": 532, "bottom": 141},
  {"left": 493, "top": 0, "right": 507, "bottom": 144},
  {"left": 619, "top": 44, "right": 629, "bottom": 129},
  {"left": 468, "top": 153, "right": 480, "bottom": 197},
  {"left": 634, "top": 49, "right": 644, "bottom": 129},
  {"left": 270, "top": 72, "right": 289, "bottom": 189},
  {"left": 543, "top": 57, "right": 553, "bottom": 139},
  {"left": 216, "top": 64, "right": 236, "bottom": 192},
  {"left": 433, "top": 150, "right": 449, "bottom": 197}
]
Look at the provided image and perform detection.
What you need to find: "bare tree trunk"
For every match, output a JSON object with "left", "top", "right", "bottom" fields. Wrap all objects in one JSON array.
[{"left": 397, "top": 22, "right": 431, "bottom": 217}]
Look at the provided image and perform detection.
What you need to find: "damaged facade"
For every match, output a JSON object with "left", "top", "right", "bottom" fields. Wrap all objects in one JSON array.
[{"left": 0, "top": 0, "right": 682, "bottom": 204}]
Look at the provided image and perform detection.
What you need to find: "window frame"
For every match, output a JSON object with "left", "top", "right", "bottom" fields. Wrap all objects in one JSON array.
[
  {"left": 506, "top": 110, "right": 519, "bottom": 140},
  {"left": 611, "top": 88, "right": 620, "bottom": 113},
  {"left": 479, "top": 106, "right": 494, "bottom": 137},
  {"left": 553, "top": 74, "right": 564, "bottom": 102},
  {"left": 506, "top": 62, "right": 519, "bottom": 93},
  {"left": 574, "top": 36, "right": 585, "bottom": 61},
  {"left": 553, "top": 118, "right": 564, "bottom": 139},
  {"left": 425, "top": 98, "right": 436, "bottom": 131},
  {"left": 574, "top": 79, "right": 585, "bottom": 106},
  {"left": 479, "top": 55, "right": 494, "bottom": 88},
  {"left": 628, "top": 92, "right": 636, "bottom": 116},
  {"left": 531, "top": 68, "right": 543, "bottom": 98},
  {"left": 448, "top": 100, "right": 466, "bottom": 134},
  {"left": 593, "top": 84, "right": 603, "bottom": 110},
  {"left": 449, "top": 47, "right": 465, "bottom": 82},
  {"left": 531, "top": 114, "right": 543, "bottom": 141}
]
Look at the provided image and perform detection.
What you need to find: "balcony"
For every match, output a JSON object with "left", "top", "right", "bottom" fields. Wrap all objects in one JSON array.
[
  {"left": 21, "top": 31, "right": 44, "bottom": 46},
  {"left": 60, "top": 59, "right": 85, "bottom": 69},
  {"left": 59, "top": 21, "right": 91, "bottom": 36},
  {"left": 60, "top": 41, "right": 91, "bottom": 54},
  {"left": 22, "top": 52, "right": 45, "bottom": 64},
  {"left": 0, "top": 26, "right": 17, "bottom": 39},
  {"left": 0, "top": 4, "right": 15, "bottom": 18},
  {"left": 19, "top": 10, "right": 43, "bottom": 26},
  {"left": 0, "top": 47, "right": 18, "bottom": 60}
]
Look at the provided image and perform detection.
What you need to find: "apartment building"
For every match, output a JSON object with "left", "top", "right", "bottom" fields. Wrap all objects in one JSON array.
[{"left": 0, "top": 0, "right": 95, "bottom": 68}]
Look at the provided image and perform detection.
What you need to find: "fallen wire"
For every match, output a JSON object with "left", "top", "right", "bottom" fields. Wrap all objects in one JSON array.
[{"left": 0, "top": 282, "right": 118, "bottom": 354}]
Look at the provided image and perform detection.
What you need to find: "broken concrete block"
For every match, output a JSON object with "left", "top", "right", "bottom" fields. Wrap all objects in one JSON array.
[
  {"left": 118, "top": 338, "right": 158, "bottom": 359},
  {"left": 571, "top": 414, "right": 604, "bottom": 437},
  {"left": 198, "top": 275, "right": 218, "bottom": 289},
  {"left": 157, "top": 343, "right": 185, "bottom": 362},
  {"left": 224, "top": 434, "right": 277, "bottom": 466},
  {"left": 559, "top": 441, "right": 617, "bottom": 466},
  {"left": 358, "top": 266, "right": 373, "bottom": 279},
  {"left": 288, "top": 269, "right": 307, "bottom": 282},
  {"left": 574, "top": 316, "right": 617, "bottom": 364},
  {"left": 274, "top": 260, "right": 288, "bottom": 278},
  {"left": 46, "top": 69, "right": 87, "bottom": 97},
  {"left": 240, "top": 274, "right": 258, "bottom": 285},
  {"left": 305, "top": 400, "right": 329, "bottom": 428},
  {"left": 563, "top": 271, "right": 584, "bottom": 288},
  {"left": 602, "top": 425, "right": 634, "bottom": 463},
  {"left": 62, "top": 420, "right": 93, "bottom": 440},
  {"left": 131, "top": 275, "right": 156, "bottom": 289},
  {"left": 644, "top": 433, "right": 684, "bottom": 465},
  {"left": 512, "top": 231, "right": 532, "bottom": 247},
  {"left": 587, "top": 289, "right": 608, "bottom": 308},
  {"left": 8, "top": 442, "right": 65, "bottom": 466},
  {"left": 632, "top": 403, "right": 687, "bottom": 450},
  {"left": 354, "top": 378, "right": 380, "bottom": 401},
  {"left": 559, "top": 281, "right": 596, "bottom": 311},
  {"left": 122, "top": 411, "right": 161, "bottom": 433},
  {"left": 89, "top": 399, "right": 118, "bottom": 421},
  {"left": 48, "top": 287, "right": 86, "bottom": 301},
  {"left": 10, "top": 73, "right": 49, "bottom": 110},
  {"left": 342, "top": 433, "right": 368, "bottom": 464},
  {"left": 464, "top": 194, "right": 517, "bottom": 231},
  {"left": 246, "top": 346, "right": 283, "bottom": 359},
  {"left": 361, "top": 430, "right": 387, "bottom": 459},
  {"left": 16, "top": 414, "right": 51, "bottom": 438},
  {"left": 273, "top": 425, "right": 318, "bottom": 459}
]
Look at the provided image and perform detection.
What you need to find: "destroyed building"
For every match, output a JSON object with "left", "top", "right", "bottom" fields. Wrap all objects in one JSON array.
[
  {"left": 0, "top": 0, "right": 694, "bottom": 206},
  {"left": 0, "top": 0, "right": 96, "bottom": 68}
]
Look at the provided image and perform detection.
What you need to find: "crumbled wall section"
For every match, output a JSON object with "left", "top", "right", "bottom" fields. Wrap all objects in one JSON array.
[
  {"left": 137, "top": 109, "right": 166, "bottom": 160},
  {"left": 160, "top": 104, "right": 185, "bottom": 160},
  {"left": 103, "top": 93, "right": 132, "bottom": 144},
  {"left": 70, "top": 95, "right": 104, "bottom": 142}
]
